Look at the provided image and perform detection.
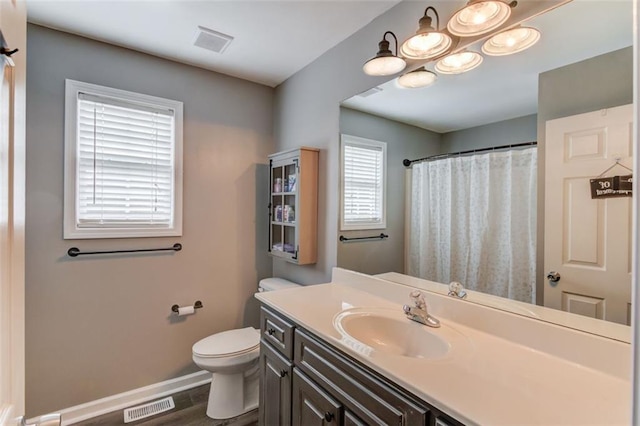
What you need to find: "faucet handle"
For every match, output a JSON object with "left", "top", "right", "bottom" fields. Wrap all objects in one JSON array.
[
  {"left": 448, "top": 281, "right": 467, "bottom": 299},
  {"left": 409, "top": 290, "right": 426, "bottom": 310}
]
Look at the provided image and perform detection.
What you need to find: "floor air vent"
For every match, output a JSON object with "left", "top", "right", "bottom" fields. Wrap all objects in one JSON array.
[{"left": 123, "top": 396, "right": 175, "bottom": 423}]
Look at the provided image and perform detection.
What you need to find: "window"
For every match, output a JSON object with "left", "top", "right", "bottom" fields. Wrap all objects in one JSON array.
[
  {"left": 340, "top": 135, "right": 386, "bottom": 230},
  {"left": 64, "top": 80, "right": 183, "bottom": 239}
]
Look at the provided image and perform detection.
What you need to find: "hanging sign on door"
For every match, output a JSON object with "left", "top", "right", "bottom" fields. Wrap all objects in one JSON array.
[{"left": 590, "top": 174, "right": 633, "bottom": 198}]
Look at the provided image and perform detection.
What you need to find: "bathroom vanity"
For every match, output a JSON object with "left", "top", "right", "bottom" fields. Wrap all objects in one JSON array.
[
  {"left": 259, "top": 305, "right": 461, "bottom": 426},
  {"left": 255, "top": 268, "right": 631, "bottom": 425}
]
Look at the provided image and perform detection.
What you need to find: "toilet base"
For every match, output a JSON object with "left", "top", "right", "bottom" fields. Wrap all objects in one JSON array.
[{"left": 206, "top": 368, "right": 259, "bottom": 419}]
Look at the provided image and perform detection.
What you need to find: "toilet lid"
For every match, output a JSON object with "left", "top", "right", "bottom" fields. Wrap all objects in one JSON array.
[{"left": 193, "top": 327, "right": 260, "bottom": 358}]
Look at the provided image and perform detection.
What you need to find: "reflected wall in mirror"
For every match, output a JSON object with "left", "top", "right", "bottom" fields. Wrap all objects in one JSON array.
[{"left": 337, "top": 0, "right": 633, "bottom": 339}]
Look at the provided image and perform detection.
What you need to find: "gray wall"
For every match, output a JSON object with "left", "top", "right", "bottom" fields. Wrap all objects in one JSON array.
[
  {"left": 25, "top": 24, "right": 274, "bottom": 416},
  {"left": 442, "top": 114, "right": 537, "bottom": 153},
  {"left": 536, "top": 46, "right": 633, "bottom": 303},
  {"left": 338, "top": 107, "right": 441, "bottom": 275},
  {"left": 273, "top": 1, "right": 432, "bottom": 284}
]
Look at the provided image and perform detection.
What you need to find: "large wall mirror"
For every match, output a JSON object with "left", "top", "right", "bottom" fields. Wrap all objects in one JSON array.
[{"left": 338, "top": 0, "right": 633, "bottom": 341}]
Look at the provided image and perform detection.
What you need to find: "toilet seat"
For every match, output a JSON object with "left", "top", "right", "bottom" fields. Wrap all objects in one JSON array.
[{"left": 193, "top": 327, "right": 259, "bottom": 358}]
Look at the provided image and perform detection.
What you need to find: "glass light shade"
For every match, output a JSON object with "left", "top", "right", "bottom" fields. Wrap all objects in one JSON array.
[
  {"left": 400, "top": 32, "right": 452, "bottom": 60},
  {"left": 363, "top": 55, "right": 406, "bottom": 76},
  {"left": 447, "top": 1, "right": 511, "bottom": 37},
  {"left": 482, "top": 27, "right": 541, "bottom": 56},
  {"left": 397, "top": 68, "right": 437, "bottom": 89},
  {"left": 435, "top": 51, "right": 483, "bottom": 74}
]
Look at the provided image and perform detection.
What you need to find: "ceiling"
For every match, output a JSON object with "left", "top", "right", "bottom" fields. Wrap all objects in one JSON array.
[
  {"left": 26, "top": 0, "right": 401, "bottom": 87},
  {"left": 341, "top": 0, "right": 633, "bottom": 133}
]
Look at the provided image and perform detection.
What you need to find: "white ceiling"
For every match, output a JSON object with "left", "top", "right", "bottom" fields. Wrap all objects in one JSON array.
[
  {"left": 342, "top": 0, "right": 634, "bottom": 133},
  {"left": 26, "top": 0, "right": 401, "bottom": 87}
]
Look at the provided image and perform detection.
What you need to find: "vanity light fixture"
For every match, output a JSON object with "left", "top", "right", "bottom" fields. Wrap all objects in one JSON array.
[
  {"left": 447, "top": 0, "right": 513, "bottom": 37},
  {"left": 435, "top": 51, "right": 483, "bottom": 74},
  {"left": 482, "top": 26, "right": 541, "bottom": 56},
  {"left": 363, "top": 31, "right": 407, "bottom": 76},
  {"left": 397, "top": 67, "right": 438, "bottom": 89},
  {"left": 400, "top": 7, "right": 452, "bottom": 60}
]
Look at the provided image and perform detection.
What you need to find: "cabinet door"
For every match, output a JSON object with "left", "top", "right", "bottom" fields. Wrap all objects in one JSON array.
[
  {"left": 268, "top": 147, "right": 318, "bottom": 265},
  {"left": 269, "top": 155, "right": 299, "bottom": 262},
  {"left": 260, "top": 342, "right": 292, "bottom": 426},
  {"left": 292, "top": 369, "right": 342, "bottom": 426}
]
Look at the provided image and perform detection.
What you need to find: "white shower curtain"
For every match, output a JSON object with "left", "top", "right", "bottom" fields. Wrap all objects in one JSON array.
[{"left": 408, "top": 148, "right": 537, "bottom": 303}]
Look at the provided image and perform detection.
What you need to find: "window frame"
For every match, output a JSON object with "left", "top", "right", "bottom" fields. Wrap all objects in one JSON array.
[
  {"left": 63, "top": 79, "right": 183, "bottom": 239},
  {"left": 340, "top": 134, "right": 387, "bottom": 231}
]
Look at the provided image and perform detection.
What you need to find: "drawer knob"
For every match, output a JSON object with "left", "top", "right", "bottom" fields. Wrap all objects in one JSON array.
[
  {"left": 267, "top": 328, "right": 275, "bottom": 336},
  {"left": 324, "top": 412, "right": 334, "bottom": 422},
  {"left": 279, "top": 369, "right": 288, "bottom": 378}
]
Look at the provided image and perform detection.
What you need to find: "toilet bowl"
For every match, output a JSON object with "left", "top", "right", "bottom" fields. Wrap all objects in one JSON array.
[
  {"left": 192, "top": 327, "right": 260, "bottom": 419},
  {"left": 192, "top": 277, "right": 300, "bottom": 420}
]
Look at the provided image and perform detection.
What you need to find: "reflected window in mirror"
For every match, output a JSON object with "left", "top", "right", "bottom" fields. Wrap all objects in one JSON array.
[{"left": 340, "top": 135, "right": 387, "bottom": 231}]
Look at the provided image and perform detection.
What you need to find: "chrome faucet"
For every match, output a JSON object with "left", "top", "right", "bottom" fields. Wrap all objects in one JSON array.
[
  {"left": 403, "top": 290, "right": 440, "bottom": 328},
  {"left": 448, "top": 281, "right": 467, "bottom": 299}
]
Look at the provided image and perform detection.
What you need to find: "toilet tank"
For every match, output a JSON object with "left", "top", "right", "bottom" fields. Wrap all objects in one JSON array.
[{"left": 258, "top": 277, "right": 300, "bottom": 292}]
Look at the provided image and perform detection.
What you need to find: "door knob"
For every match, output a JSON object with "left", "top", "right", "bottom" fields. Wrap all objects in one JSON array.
[
  {"left": 324, "top": 412, "right": 334, "bottom": 422},
  {"left": 547, "top": 271, "right": 561, "bottom": 285}
]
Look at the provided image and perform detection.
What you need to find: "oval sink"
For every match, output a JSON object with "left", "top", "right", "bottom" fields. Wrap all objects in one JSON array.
[{"left": 333, "top": 307, "right": 452, "bottom": 359}]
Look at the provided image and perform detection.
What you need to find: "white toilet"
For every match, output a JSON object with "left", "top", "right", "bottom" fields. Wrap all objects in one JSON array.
[{"left": 192, "top": 277, "right": 300, "bottom": 419}]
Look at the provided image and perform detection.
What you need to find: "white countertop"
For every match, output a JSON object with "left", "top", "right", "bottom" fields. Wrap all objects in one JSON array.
[{"left": 255, "top": 269, "right": 631, "bottom": 426}]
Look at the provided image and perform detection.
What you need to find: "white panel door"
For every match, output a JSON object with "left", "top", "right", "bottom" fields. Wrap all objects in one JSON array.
[{"left": 544, "top": 105, "right": 633, "bottom": 325}]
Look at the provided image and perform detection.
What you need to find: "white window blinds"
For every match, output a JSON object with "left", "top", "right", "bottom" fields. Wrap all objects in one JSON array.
[
  {"left": 65, "top": 80, "right": 183, "bottom": 239},
  {"left": 341, "top": 136, "right": 386, "bottom": 230},
  {"left": 76, "top": 93, "right": 175, "bottom": 228}
]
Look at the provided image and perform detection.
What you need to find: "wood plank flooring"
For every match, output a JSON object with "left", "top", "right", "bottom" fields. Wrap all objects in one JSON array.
[{"left": 74, "top": 385, "right": 258, "bottom": 426}]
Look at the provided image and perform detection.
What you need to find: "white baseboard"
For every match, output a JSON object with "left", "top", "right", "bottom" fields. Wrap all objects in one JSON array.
[{"left": 27, "top": 370, "right": 211, "bottom": 426}]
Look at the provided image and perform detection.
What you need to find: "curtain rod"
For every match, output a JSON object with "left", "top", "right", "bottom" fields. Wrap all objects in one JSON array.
[{"left": 402, "top": 141, "right": 537, "bottom": 167}]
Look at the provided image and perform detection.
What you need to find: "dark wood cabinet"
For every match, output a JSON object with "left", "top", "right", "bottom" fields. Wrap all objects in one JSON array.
[
  {"left": 258, "top": 306, "right": 463, "bottom": 426},
  {"left": 294, "top": 329, "right": 428, "bottom": 425},
  {"left": 259, "top": 342, "right": 292, "bottom": 426},
  {"left": 292, "top": 369, "right": 342, "bottom": 426}
]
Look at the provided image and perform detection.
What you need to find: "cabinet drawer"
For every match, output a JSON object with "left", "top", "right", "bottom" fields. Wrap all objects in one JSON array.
[
  {"left": 260, "top": 306, "right": 295, "bottom": 359},
  {"left": 294, "top": 329, "right": 428, "bottom": 426}
]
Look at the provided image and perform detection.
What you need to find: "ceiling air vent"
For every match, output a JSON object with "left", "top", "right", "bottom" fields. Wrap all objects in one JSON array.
[
  {"left": 358, "top": 86, "right": 383, "bottom": 98},
  {"left": 193, "top": 26, "right": 233, "bottom": 54}
]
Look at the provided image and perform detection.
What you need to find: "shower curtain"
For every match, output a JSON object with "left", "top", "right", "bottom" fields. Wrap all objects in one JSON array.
[{"left": 408, "top": 148, "right": 537, "bottom": 303}]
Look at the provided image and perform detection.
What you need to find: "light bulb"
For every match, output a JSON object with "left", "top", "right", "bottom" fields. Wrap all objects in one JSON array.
[
  {"left": 397, "top": 68, "right": 438, "bottom": 89},
  {"left": 407, "top": 33, "right": 444, "bottom": 51},
  {"left": 482, "top": 27, "right": 541, "bottom": 56},
  {"left": 363, "top": 56, "right": 406, "bottom": 76},
  {"left": 401, "top": 33, "right": 452, "bottom": 60},
  {"left": 447, "top": 1, "right": 511, "bottom": 37},
  {"left": 463, "top": 2, "right": 500, "bottom": 25},
  {"left": 435, "top": 51, "right": 483, "bottom": 74}
]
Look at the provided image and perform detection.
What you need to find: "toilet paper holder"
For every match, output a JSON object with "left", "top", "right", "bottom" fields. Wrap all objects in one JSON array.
[{"left": 171, "top": 300, "right": 203, "bottom": 314}]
